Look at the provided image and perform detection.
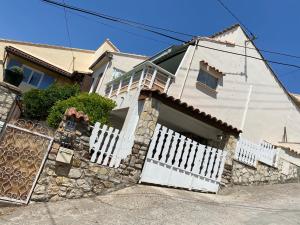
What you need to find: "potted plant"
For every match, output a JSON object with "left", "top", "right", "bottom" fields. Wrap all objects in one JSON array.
[{"left": 4, "top": 66, "right": 24, "bottom": 87}]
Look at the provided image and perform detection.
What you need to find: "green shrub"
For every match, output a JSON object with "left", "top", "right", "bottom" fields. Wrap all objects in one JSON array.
[
  {"left": 4, "top": 66, "right": 24, "bottom": 86},
  {"left": 47, "top": 93, "right": 116, "bottom": 128},
  {"left": 23, "top": 83, "right": 80, "bottom": 119}
]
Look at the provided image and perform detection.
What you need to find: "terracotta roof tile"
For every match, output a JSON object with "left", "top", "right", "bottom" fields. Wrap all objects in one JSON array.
[
  {"left": 65, "top": 107, "right": 89, "bottom": 122},
  {"left": 200, "top": 60, "right": 225, "bottom": 76},
  {"left": 210, "top": 24, "right": 240, "bottom": 38},
  {"left": 139, "top": 89, "right": 242, "bottom": 137}
]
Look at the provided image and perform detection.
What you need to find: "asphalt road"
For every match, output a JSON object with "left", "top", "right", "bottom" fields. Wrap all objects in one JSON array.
[{"left": 0, "top": 183, "right": 300, "bottom": 225}]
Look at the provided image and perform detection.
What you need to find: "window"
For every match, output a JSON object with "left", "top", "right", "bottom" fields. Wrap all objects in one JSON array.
[
  {"left": 7, "top": 59, "right": 21, "bottom": 69},
  {"left": 6, "top": 59, "right": 55, "bottom": 89},
  {"left": 112, "top": 68, "right": 125, "bottom": 80},
  {"left": 197, "top": 70, "right": 218, "bottom": 90},
  {"left": 39, "top": 75, "right": 55, "bottom": 89}
]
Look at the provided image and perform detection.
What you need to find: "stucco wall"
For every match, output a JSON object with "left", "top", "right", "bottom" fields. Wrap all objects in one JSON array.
[
  {"left": 4, "top": 55, "right": 74, "bottom": 92},
  {"left": 94, "top": 53, "right": 145, "bottom": 96},
  {"left": 168, "top": 26, "right": 300, "bottom": 145},
  {"left": 0, "top": 40, "right": 95, "bottom": 82}
]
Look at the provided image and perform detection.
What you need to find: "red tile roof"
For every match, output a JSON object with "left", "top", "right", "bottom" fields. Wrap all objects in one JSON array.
[
  {"left": 65, "top": 107, "right": 89, "bottom": 122},
  {"left": 210, "top": 24, "right": 240, "bottom": 38},
  {"left": 139, "top": 89, "right": 241, "bottom": 137},
  {"left": 200, "top": 60, "right": 225, "bottom": 76}
]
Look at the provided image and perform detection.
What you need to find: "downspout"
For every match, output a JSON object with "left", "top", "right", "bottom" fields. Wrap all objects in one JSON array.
[
  {"left": 240, "top": 85, "right": 252, "bottom": 132},
  {"left": 178, "top": 39, "right": 198, "bottom": 99}
]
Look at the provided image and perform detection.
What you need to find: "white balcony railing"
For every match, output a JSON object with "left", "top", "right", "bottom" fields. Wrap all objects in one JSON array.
[{"left": 105, "top": 61, "right": 175, "bottom": 98}]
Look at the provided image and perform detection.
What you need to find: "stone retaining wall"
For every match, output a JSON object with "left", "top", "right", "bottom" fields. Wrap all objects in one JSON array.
[
  {"left": 31, "top": 98, "right": 159, "bottom": 202},
  {"left": 232, "top": 159, "right": 300, "bottom": 185},
  {"left": 0, "top": 82, "right": 21, "bottom": 130}
]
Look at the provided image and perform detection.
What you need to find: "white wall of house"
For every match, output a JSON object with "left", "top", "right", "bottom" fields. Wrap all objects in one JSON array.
[
  {"left": 168, "top": 26, "right": 300, "bottom": 145},
  {"left": 93, "top": 52, "right": 146, "bottom": 96}
]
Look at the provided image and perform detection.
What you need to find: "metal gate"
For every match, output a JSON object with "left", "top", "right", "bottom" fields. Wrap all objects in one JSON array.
[
  {"left": 139, "top": 124, "right": 227, "bottom": 193},
  {"left": 0, "top": 120, "right": 53, "bottom": 204}
]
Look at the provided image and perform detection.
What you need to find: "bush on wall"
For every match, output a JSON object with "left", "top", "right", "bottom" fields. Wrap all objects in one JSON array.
[
  {"left": 4, "top": 66, "right": 24, "bottom": 86},
  {"left": 47, "top": 93, "right": 116, "bottom": 128},
  {"left": 23, "top": 83, "right": 80, "bottom": 119}
]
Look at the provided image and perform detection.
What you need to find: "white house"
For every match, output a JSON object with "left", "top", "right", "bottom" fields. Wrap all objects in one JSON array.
[{"left": 91, "top": 24, "right": 300, "bottom": 157}]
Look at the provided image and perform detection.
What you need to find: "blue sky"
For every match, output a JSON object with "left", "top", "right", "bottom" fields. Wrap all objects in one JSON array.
[{"left": 1, "top": 0, "right": 300, "bottom": 93}]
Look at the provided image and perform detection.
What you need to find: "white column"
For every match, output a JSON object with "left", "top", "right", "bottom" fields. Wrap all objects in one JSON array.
[
  {"left": 149, "top": 68, "right": 157, "bottom": 89},
  {"left": 117, "top": 79, "right": 123, "bottom": 96},
  {"left": 108, "top": 84, "right": 113, "bottom": 98},
  {"left": 164, "top": 76, "right": 171, "bottom": 93},
  {"left": 127, "top": 73, "right": 134, "bottom": 92},
  {"left": 138, "top": 67, "right": 146, "bottom": 89}
]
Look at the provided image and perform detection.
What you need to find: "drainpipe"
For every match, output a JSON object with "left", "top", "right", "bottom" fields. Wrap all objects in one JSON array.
[
  {"left": 178, "top": 39, "right": 198, "bottom": 99},
  {"left": 240, "top": 85, "right": 253, "bottom": 132}
]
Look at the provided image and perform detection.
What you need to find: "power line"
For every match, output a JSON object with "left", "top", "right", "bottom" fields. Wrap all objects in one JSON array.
[
  {"left": 62, "top": 0, "right": 75, "bottom": 71},
  {"left": 66, "top": 10, "right": 173, "bottom": 46},
  {"left": 41, "top": 0, "right": 300, "bottom": 70},
  {"left": 195, "top": 43, "right": 300, "bottom": 69},
  {"left": 215, "top": 0, "right": 256, "bottom": 39},
  {"left": 43, "top": 0, "right": 300, "bottom": 61},
  {"left": 41, "top": 0, "right": 194, "bottom": 38}
]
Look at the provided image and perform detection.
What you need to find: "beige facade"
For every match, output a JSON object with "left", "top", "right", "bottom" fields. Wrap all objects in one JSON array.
[
  {"left": 167, "top": 26, "right": 300, "bottom": 150},
  {"left": 0, "top": 38, "right": 122, "bottom": 91}
]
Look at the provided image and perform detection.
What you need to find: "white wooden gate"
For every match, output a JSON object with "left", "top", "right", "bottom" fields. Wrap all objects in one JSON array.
[
  {"left": 89, "top": 122, "right": 121, "bottom": 167},
  {"left": 140, "top": 124, "right": 227, "bottom": 193}
]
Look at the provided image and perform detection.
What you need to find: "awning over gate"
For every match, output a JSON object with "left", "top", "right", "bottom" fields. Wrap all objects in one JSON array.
[{"left": 139, "top": 89, "right": 242, "bottom": 137}]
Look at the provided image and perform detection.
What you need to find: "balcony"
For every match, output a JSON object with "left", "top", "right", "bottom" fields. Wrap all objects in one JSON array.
[{"left": 105, "top": 61, "right": 175, "bottom": 98}]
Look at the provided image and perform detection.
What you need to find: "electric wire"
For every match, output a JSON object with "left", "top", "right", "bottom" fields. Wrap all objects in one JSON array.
[
  {"left": 215, "top": 0, "right": 256, "bottom": 39},
  {"left": 62, "top": 0, "right": 75, "bottom": 71},
  {"left": 41, "top": 0, "right": 300, "bottom": 70}
]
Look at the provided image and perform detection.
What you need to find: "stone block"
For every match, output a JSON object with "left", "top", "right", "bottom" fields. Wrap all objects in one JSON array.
[
  {"left": 34, "top": 184, "right": 46, "bottom": 194},
  {"left": 52, "top": 143, "right": 60, "bottom": 150},
  {"left": 96, "top": 174, "right": 109, "bottom": 180},
  {"left": 71, "top": 157, "right": 81, "bottom": 167},
  {"left": 69, "top": 168, "right": 82, "bottom": 179},
  {"left": 102, "top": 181, "right": 114, "bottom": 188},
  {"left": 76, "top": 179, "right": 92, "bottom": 192},
  {"left": 67, "top": 188, "right": 83, "bottom": 199},
  {"left": 135, "top": 164, "right": 143, "bottom": 169}
]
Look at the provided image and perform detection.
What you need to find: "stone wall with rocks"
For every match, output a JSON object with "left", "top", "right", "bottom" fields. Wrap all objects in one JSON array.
[
  {"left": 120, "top": 97, "right": 160, "bottom": 178},
  {"left": 219, "top": 135, "right": 238, "bottom": 187},
  {"left": 232, "top": 159, "right": 300, "bottom": 185},
  {"left": 31, "top": 98, "right": 159, "bottom": 202},
  {"left": 0, "top": 82, "right": 21, "bottom": 131},
  {"left": 32, "top": 109, "right": 129, "bottom": 202}
]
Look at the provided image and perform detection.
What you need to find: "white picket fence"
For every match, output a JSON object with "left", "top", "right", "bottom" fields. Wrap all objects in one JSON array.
[
  {"left": 258, "top": 141, "right": 279, "bottom": 167},
  {"left": 89, "top": 122, "right": 121, "bottom": 167},
  {"left": 140, "top": 124, "right": 227, "bottom": 193},
  {"left": 235, "top": 138, "right": 279, "bottom": 168}
]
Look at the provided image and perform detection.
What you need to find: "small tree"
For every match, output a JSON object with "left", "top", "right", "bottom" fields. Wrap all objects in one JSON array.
[
  {"left": 47, "top": 93, "right": 116, "bottom": 128},
  {"left": 4, "top": 66, "right": 24, "bottom": 86},
  {"left": 23, "top": 83, "right": 80, "bottom": 119}
]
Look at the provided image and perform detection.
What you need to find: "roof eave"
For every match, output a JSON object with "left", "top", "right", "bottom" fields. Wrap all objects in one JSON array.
[
  {"left": 139, "top": 89, "right": 242, "bottom": 137},
  {"left": 5, "top": 46, "right": 73, "bottom": 79}
]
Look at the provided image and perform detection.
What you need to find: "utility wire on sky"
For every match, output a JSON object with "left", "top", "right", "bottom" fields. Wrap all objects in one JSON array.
[
  {"left": 41, "top": 0, "right": 300, "bottom": 70},
  {"left": 215, "top": 0, "right": 256, "bottom": 39}
]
